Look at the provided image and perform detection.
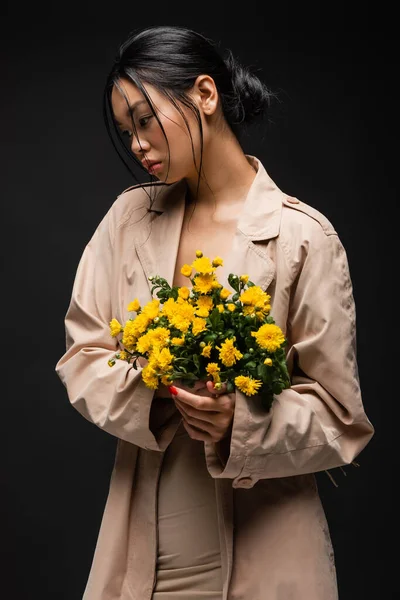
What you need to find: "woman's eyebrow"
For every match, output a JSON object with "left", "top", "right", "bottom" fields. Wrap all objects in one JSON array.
[{"left": 115, "top": 100, "right": 148, "bottom": 127}]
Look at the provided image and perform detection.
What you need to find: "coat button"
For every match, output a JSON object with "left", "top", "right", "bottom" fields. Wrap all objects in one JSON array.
[
  {"left": 236, "top": 476, "right": 253, "bottom": 488},
  {"left": 286, "top": 196, "right": 300, "bottom": 204}
]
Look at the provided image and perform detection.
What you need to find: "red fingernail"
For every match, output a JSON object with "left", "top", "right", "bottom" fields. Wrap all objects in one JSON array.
[{"left": 168, "top": 386, "right": 178, "bottom": 395}]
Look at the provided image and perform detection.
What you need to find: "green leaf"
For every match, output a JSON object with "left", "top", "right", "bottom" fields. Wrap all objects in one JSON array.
[
  {"left": 226, "top": 380, "right": 234, "bottom": 393},
  {"left": 245, "top": 361, "right": 257, "bottom": 369},
  {"left": 193, "top": 354, "right": 200, "bottom": 370},
  {"left": 208, "top": 308, "right": 221, "bottom": 330},
  {"left": 272, "top": 381, "right": 283, "bottom": 395},
  {"left": 228, "top": 274, "right": 240, "bottom": 293},
  {"left": 257, "top": 363, "right": 269, "bottom": 381}
]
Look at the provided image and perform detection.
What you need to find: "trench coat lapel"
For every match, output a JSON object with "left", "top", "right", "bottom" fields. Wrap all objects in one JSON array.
[
  {"left": 220, "top": 155, "right": 284, "bottom": 293},
  {"left": 134, "top": 178, "right": 187, "bottom": 296},
  {"left": 134, "top": 155, "right": 284, "bottom": 297}
]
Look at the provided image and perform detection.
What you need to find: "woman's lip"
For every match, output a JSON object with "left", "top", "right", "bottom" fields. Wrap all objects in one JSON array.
[{"left": 148, "top": 162, "right": 162, "bottom": 172}]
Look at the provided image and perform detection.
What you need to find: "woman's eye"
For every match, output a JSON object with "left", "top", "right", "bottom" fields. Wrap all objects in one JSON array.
[
  {"left": 139, "top": 115, "right": 152, "bottom": 128},
  {"left": 121, "top": 129, "right": 133, "bottom": 138}
]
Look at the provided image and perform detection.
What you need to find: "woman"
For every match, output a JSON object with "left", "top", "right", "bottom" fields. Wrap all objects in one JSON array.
[{"left": 55, "top": 25, "right": 374, "bottom": 600}]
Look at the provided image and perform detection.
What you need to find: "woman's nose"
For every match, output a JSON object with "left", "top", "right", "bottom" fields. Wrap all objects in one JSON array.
[{"left": 131, "top": 134, "right": 150, "bottom": 155}]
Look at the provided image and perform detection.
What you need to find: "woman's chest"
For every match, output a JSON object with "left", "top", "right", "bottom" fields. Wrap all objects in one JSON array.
[{"left": 173, "top": 218, "right": 237, "bottom": 288}]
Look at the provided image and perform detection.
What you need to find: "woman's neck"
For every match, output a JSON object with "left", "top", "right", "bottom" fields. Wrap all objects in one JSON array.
[{"left": 184, "top": 134, "right": 257, "bottom": 210}]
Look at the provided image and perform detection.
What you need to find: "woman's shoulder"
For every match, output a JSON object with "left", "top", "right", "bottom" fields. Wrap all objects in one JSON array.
[
  {"left": 280, "top": 195, "right": 337, "bottom": 238},
  {"left": 279, "top": 194, "right": 338, "bottom": 253}
]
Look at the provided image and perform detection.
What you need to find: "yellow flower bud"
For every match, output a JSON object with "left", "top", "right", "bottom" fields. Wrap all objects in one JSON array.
[
  {"left": 212, "top": 256, "right": 223, "bottom": 267},
  {"left": 195, "top": 250, "right": 203, "bottom": 258},
  {"left": 181, "top": 264, "right": 192, "bottom": 277},
  {"left": 127, "top": 298, "right": 141, "bottom": 312},
  {"left": 178, "top": 286, "right": 190, "bottom": 300},
  {"left": 220, "top": 288, "right": 230, "bottom": 300},
  {"left": 264, "top": 357, "right": 273, "bottom": 366},
  {"left": 240, "top": 274, "right": 249, "bottom": 284},
  {"left": 109, "top": 318, "right": 123, "bottom": 337}
]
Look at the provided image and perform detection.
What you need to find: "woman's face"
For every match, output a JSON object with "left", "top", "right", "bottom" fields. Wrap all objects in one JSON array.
[{"left": 111, "top": 78, "right": 203, "bottom": 183}]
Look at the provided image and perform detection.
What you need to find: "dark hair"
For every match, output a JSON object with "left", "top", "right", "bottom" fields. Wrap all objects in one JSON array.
[{"left": 103, "top": 25, "right": 274, "bottom": 206}]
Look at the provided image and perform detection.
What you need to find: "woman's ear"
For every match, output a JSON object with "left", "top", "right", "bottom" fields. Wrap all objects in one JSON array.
[{"left": 192, "top": 74, "right": 219, "bottom": 116}]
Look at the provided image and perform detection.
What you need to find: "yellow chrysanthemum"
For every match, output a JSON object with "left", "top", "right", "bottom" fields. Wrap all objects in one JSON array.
[
  {"left": 161, "top": 298, "right": 195, "bottom": 333},
  {"left": 192, "top": 317, "right": 207, "bottom": 336},
  {"left": 227, "top": 303, "right": 236, "bottom": 312},
  {"left": 142, "top": 299, "right": 160, "bottom": 320},
  {"left": 150, "top": 327, "right": 171, "bottom": 347},
  {"left": 251, "top": 324, "right": 285, "bottom": 352},
  {"left": 211, "top": 280, "right": 222, "bottom": 290},
  {"left": 171, "top": 302, "right": 196, "bottom": 333},
  {"left": 136, "top": 327, "right": 171, "bottom": 354},
  {"left": 217, "top": 304, "right": 225, "bottom": 313},
  {"left": 195, "top": 295, "right": 213, "bottom": 317},
  {"left": 197, "top": 295, "right": 214, "bottom": 310},
  {"left": 161, "top": 374, "right": 174, "bottom": 386},
  {"left": 131, "top": 313, "right": 151, "bottom": 335},
  {"left": 264, "top": 357, "right": 273, "bottom": 366},
  {"left": 181, "top": 264, "right": 193, "bottom": 277},
  {"left": 212, "top": 256, "right": 223, "bottom": 267},
  {"left": 193, "top": 273, "right": 215, "bottom": 294},
  {"left": 109, "top": 318, "right": 123, "bottom": 337},
  {"left": 142, "top": 364, "right": 159, "bottom": 390},
  {"left": 178, "top": 286, "right": 190, "bottom": 300},
  {"left": 240, "top": 286, "right": 271, "bottom": 318},
  {"left": 240, "top": 286, "right": 269, "bottom": 305},
  {"left": 240, "top": 275, "right": 249, "bottom": 284},
  {"left": 127, "top": 298, "right": 141, "bottom": 312},
  {"left": 206, "top": 362, "right": 221, "bottom": 383},
  {"left": 118, "top": 350, "right": 129, "bottom": 361},
  {"left": 234, "top": 375, "right": 262, "bottom": 396},
  {"left": 121, "top": 319, "right": 140, "bottom": 350},
  {"left": 171, "top": 336, "right": 184, "bottom": 345},
  {"left": 192, "top": 256, "right": 215, "bottom": 274},
  {"left": 161, "top": 297, "right": 176, "bottom": 320},
  {"left": 151, "top": 347, "right": 174, "bottom": 370},
  {"left": 201, "top": 345, "right": 212, "bottom": 358},
  {"left": 217, "top": 338, "right": 243, "bottom": 367},
  {"left": 220, "top": 288, "right": 230, "bottom": 300},
  {"left": 135, "top": 333, "right": 152, "bottom": 354}
]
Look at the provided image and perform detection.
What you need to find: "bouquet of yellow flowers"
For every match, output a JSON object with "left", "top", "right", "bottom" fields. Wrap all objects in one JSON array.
[{"left": 108, "top": 252, "right": 290, "bottom": 410}]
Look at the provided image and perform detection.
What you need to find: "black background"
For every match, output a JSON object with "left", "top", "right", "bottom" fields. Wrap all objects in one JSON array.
[{"left": 2, "top": 4, "right": 395, "bottom": 599}]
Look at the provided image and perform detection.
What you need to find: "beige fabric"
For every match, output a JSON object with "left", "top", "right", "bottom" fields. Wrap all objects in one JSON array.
[
  {"left": 152, "top": 421, "right": 222, "bottom": 598},
  {"left": 55, "top": 155, "right": 374, "bottom": 599}
]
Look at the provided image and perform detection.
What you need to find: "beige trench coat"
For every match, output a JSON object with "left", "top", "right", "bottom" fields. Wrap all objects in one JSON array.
[{"left": 55, "top": 155, "right": 374, "bottom": 599}]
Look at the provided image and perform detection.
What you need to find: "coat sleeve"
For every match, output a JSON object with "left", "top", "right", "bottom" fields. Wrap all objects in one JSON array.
[
  {"left": 55, "top": 207, "right": 181, "bottom": 451},
  {"left": 204, "top": 225, "right": 374, "bottom": 488}
]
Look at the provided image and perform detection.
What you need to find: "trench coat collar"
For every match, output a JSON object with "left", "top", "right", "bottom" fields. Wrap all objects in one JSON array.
[{"left": 134, "top": 154, "right": 285, "bottom": 296}]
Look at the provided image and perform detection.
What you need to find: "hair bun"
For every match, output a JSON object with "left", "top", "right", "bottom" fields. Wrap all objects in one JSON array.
[{"left": 223, "top": 50, "right": 273, "bottom": 126}]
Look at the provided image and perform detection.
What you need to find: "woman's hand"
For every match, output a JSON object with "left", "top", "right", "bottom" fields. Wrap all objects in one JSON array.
[{"left": 169, "top": 380, "right": 235, "bottom": 443}]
